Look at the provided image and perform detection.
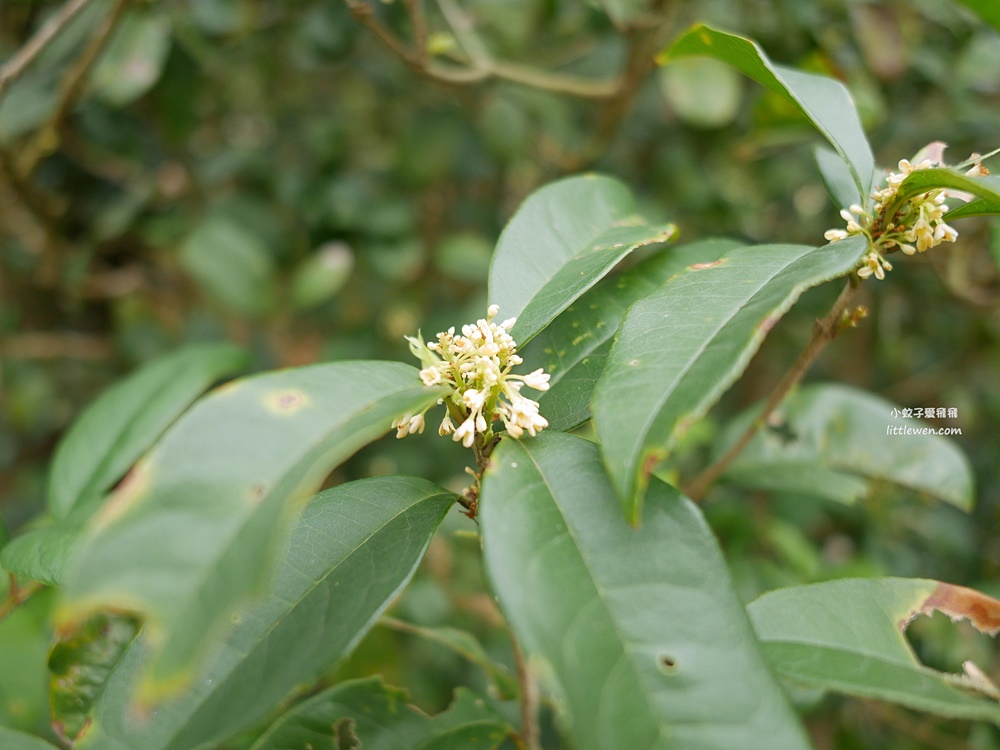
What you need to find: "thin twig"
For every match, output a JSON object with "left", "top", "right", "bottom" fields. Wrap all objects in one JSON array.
[
  {"left": 512, "top": 638, "right": 541, "bottom": 750},
  {"left": 24, "top": 0, "right": 132, "bottom": 176},
  {"left": 344, "top": 0, "right": 619, "bottom": 98},
  {"left": 403, "top": 0, "right": 428, "bottom": 64},
  {"left": 684, "top": 279, "right": 862, "bottom": 502},
  {"left": 0, "top": 0, "right": 98, "bottom": 103},
  {"left": 2, "top": 332, "right": 116, "bottom": 360}
]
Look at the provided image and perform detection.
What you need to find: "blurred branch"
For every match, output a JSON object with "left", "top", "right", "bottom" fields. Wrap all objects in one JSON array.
[
  {"left": 2, "top": 332, "right": 116, "bottom": 360},
  {"left": 23, "top": 0, "right": 132, "bottom": 176},
  {"left": 513, "top": 638, "right": 541, "bottom": 750},
  {"left": 685, "top": 279, "right": 863, "bottom": 502},
  {"left": 343, "top": 0, "right": 618, "bottom": 97},
  {"left": 0, "top": 0, "right": 98, "bottom": 103}
]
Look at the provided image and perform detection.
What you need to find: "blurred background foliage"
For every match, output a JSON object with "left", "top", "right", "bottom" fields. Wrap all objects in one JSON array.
[{"left": 1, "top": 0, "right": 999, "bottom": 747}]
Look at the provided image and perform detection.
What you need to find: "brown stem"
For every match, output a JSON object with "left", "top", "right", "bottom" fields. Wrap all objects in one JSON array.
[
  {"left": 403, "top": 0, "right": 428, "bottom": 64},
  {"left": 0, "top": 0, "right": 99, "bottom": 103},
  {"left": 24, "top": 0, "right": 132, "bottom": 177},
  {"left": 684, "top": 279, "right": 861, "bottom": 502},
  {"left": 0, "top": 577, "right": 43, "bottom": 623},
  {"left": 513, "top": 637, "right": 541, "bottom": 750}
]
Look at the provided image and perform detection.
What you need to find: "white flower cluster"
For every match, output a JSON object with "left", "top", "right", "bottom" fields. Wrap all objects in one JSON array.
[
  {"left": 824, "top": 157, "right": 960, "bottom": 280},
  {"left": 393, "top": 305, "right": 550, "bottom": 448}
]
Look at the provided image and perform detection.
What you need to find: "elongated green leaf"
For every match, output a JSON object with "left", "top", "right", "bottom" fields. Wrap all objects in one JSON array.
[
  {"left": 480, "top": 432, "right": 810, "bottom": 750},
  {"left": 381, "top": 618, "right": 517, "bottom": 700},
  {"left": 749, "top": 578, "right": 1000, "bottom": 722},
  {"left": 949, "top": 196, "right": 1000, "bottom": 220},
  {"left": 883, "top": 168, "right": 1000, "bottom": 220},
  {"left": 714, "top": 383, "right": 974, "bottom": 508},
  {"left": 521, "top": 238, "right": 742, "bottom": 431},
  {"left": 57, "top": 361, "right": 445, "bottom": 701},
  {"left": 0, "top": 589, "right": 52, "bottom": 734},
  {"left": 487, "top": 174, "right": 676, "bottom": 345},
  {"left": 593, "top": 236, "right": 867, "bottom": 524},
  {"left": 0, "top": 727, "right": 61, "bottom": 750},
  {"left": 250, "top": 677, "right": 508, "bottom": 750},
  {"left": 75, "top": 477, "right": 453, "bottom": 750},
  {"left": 2, "top": 344, "right": 249, "bottom": 585},
  {"left": 661, "top": 25, "right": 875, "bottom": 205},
  {"left": 48, "top": 342, "right": 248, "bottom": 518},
  {"left": 89, "top": 9, "right": 172, "bottom": 106}
]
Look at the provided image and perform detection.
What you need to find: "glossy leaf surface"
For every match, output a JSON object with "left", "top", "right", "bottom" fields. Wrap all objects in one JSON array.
[
  {"left": 714, "top": 383, "right": 974, "bottom": 508},
  {"left": 662, "top": 25, "right": 875, "bottom": 204},
  {"left": 488, "top": 174, "right": 676, "bottom": 345},
  {"left": 48, "top": 342, "right": 248, "bottom": 518},
  {"left": 593, "top": 237, "right": 867, "bottom": 523},
  {"left": 749, "top": 578, "right": 1000, "bottom": 722},
  {"left": 76, "top": 477, "right": 453, "bottom": 750},
  {"left": 521, "top": 238, "right": 741, "bottom": 431},
  {"left": 58, "top": 361, "right": 444, "bottom": 700},
  {"left": 249, "top": 677, "right": 509, "bottom": 750},
  {"left": 480, "top": 432, "right": 810, "bottom": 750}
]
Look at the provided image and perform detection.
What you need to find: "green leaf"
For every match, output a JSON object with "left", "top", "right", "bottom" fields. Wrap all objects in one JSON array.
[
  {"left": 179, "top": 214, "right": 278, "bottom": 317},
  {"left": 89, "top": 9, "right": 172, "bottom": 106},
  {"left": 76, "top": 477, "right": 454, "bottom": 750},
  {"left": 713, "top": 383, "right": 974, "bottom": 509},
  {"left": 289, "top": 242, "right": 355, "bottom": 310},
  {"left": 487, "top": 174, "right": 676, "bottom": 345},
  {"left": 952, "top": 0, "right": 1000, "bottom": 32},
  {"left": 749, "top": 578, "right": 1000, "bottom": 723},
  {"left": 815, "top": 146, "right": 862, "bottom": 210},
  {"left": 380, "top": 618, "right": 518, "bottom": 700},
  {"left": 0, "top": 727, "right": 62, "bottom": 750},
  {"left": 882, "top": 170, "right": 1000, "bottom": 221},
  {"left": 57, "top": 361, "right": 445, "bottom": 701},
  {"left": 48, "top": 343, "right": 248, "bottom": 519},
  {"left": 480, "top": 432, "right": 810, "bottom": 750},
  {"left": 593, "top": 236, "right": 868, "bottom": 524},
  {"left": 1, "top": 507, "right": 97, "bottom": 586},
  {"left": 0, "top": 590, "right": 53, "bottom": 734},
  {"left": 249, "top": 677, "right": 509, "bottom": 750},
  {"left": 661, "top": 24, "right": 875, "bottom": 205},
  {"left": 521, "top": 239, "right": 742, "bottom": 431},
  {"left": 600, "top": 0, "right": 648, "bottom": 27},
  {"left": 49, "top": 613, "right": 139, "bottom": 744}
]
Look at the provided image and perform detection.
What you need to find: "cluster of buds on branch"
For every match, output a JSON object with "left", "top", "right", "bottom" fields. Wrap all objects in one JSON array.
[
  {"left": 824, "top": 145, "right": 990, "bottom": 280},
  {"left": 393, "top": 305, "right": 550, "bottom": 452}
]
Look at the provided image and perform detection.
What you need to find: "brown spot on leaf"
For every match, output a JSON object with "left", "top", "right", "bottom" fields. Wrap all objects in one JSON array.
[
  {"left": 265, "top": 389, "right": 308, "bottom": 414},
  {"left": 93, "top": 461, "right": 151, "bottom": 530},
  {"left": 903, "top": 582, "right": 1000, "bottom": 636},
  {"left": 689, "top": 259, "right": 725, "bottom": 271}
]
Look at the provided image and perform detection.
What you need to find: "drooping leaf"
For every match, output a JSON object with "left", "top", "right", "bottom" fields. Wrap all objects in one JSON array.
[
  {"left": 380, "top": 618, "right": 518, "bottom": 700},
  {"left": 48, "top": 342, "right": 249, "bottom": 519},
  {"left": 49, "top": 613, "right": 140, "bottom": 744},
  {"left": 661, "top": 24, "right": 875, "bottom": 205},
  {"left": 89, "top": 9, "right": 172, "bottom": 106},
  {"left": 487, "top": 174, "right": 676, "bottom": 345},
  {"left": 713, "top": 383, "right": 974, "bottom": 508},
  {"left": 593, "top": 236, "right": 867, "bottom": 524},
  {"left": 883, "top": 170, "right": 1000, "bottom": 221},
  {"left": 480, "top": 432, "right": 811, "bottom": 750},
  {"left": 521, "top": 238, "right": 742, "bottom": 431},
  {"left": 749, "top": 578, "right": 1000, "bottom": 723},
  {"left": 0, "top": 727, "right": 62, "bottom": 750},
  {"left": 249, "top": 677, "right": 509, "bottom": 750},
  {"left": 75, "top": 477, "right": 453, "bottom": 750},
  {"left": 57, "top": 362, "right": 445, "bottom": 702}
]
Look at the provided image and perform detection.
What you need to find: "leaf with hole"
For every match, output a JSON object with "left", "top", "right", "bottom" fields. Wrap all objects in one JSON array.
[
  {"left": 480, "top": 432, "right": 811, "bottom": 750},
  {"left": 749, "top": 578, "right": 1000, "bottom": 723}
]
